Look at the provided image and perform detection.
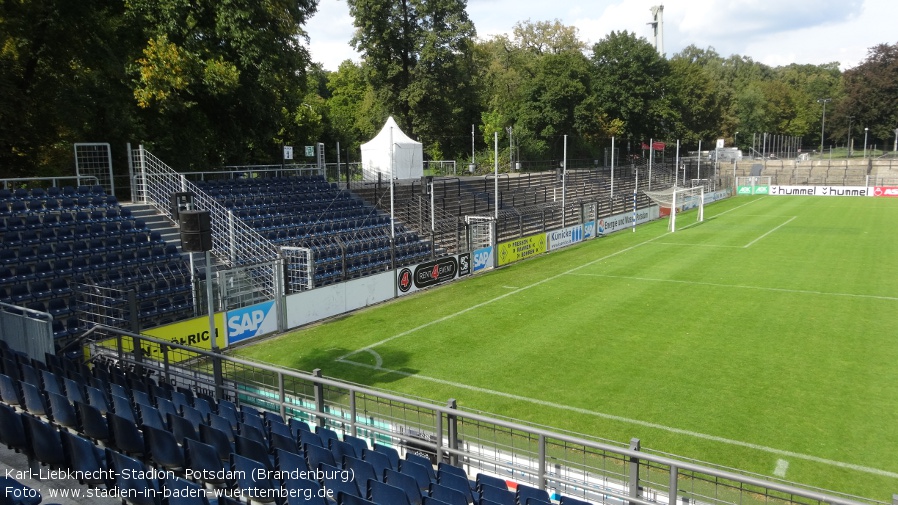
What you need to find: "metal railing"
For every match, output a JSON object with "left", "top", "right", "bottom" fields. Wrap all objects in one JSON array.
[
  {"left": 87, "top": 325, "right": 887, "bottom": 505},
  {"left": 132, "top": 146, "right": 280, "bottom": 300},
  {"left": 0, "top": 302, "right": 54, "bottom": 363}
]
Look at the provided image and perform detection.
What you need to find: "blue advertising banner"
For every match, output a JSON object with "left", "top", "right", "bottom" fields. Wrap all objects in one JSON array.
[{"left": 226, "top": 300, "right": 278, "bottom": 345}]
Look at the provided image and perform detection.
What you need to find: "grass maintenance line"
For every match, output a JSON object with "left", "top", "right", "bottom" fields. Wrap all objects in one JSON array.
[
  {"left": 335, "top": 358, "right": 898, "bottom": 480},
  {"left": 567, "top": 273, "right": 898, "bottom": 302}
]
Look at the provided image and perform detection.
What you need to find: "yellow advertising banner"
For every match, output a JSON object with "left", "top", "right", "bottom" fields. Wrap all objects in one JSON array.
[
  {"left": 91, "top": 314, "right": 227, "bottom": 363},
  {"left": 497, "top": 234, "right": 547, "bottom": 266}
]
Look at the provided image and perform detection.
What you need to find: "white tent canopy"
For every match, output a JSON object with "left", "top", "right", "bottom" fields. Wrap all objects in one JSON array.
[{"left": 360, "top": 116, "right": 423, "bottom": 181}]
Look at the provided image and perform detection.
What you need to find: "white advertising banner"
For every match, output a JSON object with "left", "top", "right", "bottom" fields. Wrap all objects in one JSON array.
[
  {"left": 596, "top": 206, "right": 660, "bottom": 235},
  {"left": 768, "top": 185, "right": 871, "bottom": 197}
]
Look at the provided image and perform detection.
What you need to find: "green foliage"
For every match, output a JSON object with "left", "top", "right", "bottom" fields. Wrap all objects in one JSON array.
[
  {"left": 347, "top": 0, "right": 479, "bottom": 159},
  {"left": 834, "top": 43, "right": 898, "bottom": 148},
  {"left": 590, "top": 31, "right": 670, "bottom": 144},
  {"left": 2, "top": 0, "right": 896, "bottom": 177}
]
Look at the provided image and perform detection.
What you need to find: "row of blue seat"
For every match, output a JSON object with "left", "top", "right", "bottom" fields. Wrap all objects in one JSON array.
[
  {"left": 1, "top": 232, "right": 165, "bottom": 269},
  {"left": 0, "top": 195, "right": 120, "bottom": 215},
  {"left": 0, "top": 185, "right": 106, "bottom": 200}
]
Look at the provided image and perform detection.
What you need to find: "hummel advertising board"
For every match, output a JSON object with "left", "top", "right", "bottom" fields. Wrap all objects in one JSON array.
[{"left": 768, "top": 185, "right": 871, "bottom": 196}]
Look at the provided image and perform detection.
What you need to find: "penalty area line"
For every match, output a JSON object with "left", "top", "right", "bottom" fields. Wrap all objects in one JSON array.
[{"left": 335, "top": 358, "right": 898, "bottom": 480}]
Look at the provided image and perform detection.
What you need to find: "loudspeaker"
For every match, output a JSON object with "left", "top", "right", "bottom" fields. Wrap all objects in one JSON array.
[{"left": 179, "top": 210, "right": 213, "bottom": 252}]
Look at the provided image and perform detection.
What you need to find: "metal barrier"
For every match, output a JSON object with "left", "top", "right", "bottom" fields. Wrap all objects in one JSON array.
[
  {"left": 87, "top": 325, "right": 886, "bottom": 505},
  {"left": 132, "top": 146, "right": 280, "bottom": 301},
  {"left": 0, "top": 302, "right": 54, "bottom": 363}
]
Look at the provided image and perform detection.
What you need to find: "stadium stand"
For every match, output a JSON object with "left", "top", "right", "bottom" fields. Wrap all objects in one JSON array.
[
  {"left": 193, "top": 175, "right": 438, "bottom": 287},
  {"left": 0, "top": 185, "right": 195, "bottom": 346},
  {"left": 0, "top": 337, "right": 610, "bottom": 505}
]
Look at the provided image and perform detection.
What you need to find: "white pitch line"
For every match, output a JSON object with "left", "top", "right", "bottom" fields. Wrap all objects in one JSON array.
[
  {"left": 335, "top": 358, "right": 898, "bottom": 480},
  {"left": 774, "top": 459, "right": 790, "bottom": 478},
  {"left": 362, "top": 349, "right": 383, "bottom": 369},
  {"left": 337, "top": 200, "right": 764, "bottom": 363},
  {"left": 654, "top": 242, "right": 743, "bottom": 248},
  {"left": 743, "top": 216, "right": 797, "bottom": 248},
  {"left": 336, "top": 230, "right": 672, "bottom": 361},
  {"left": 569, "top": 273, "right": 898, "bottom": 302}
]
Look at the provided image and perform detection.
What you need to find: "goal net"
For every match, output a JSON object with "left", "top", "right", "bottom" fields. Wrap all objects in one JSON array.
[{"left": 643, "top": 186, "right": 704, "bottom": 232}]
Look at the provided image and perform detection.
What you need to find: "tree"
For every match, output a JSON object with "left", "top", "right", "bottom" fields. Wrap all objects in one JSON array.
[
  {"left": 590, "top": 31, "right": 670, "bottom": 145},
  {"left": 347, "top": 0, "right": 479, "bottom": 158},
  {"left": 663, "top": 56, "right": 726, "bottom": 146},
  {"left": 0, "top": 0, "right": 137, "bottom": 178},
  {"left": 512, "top": 19, "right": 585, "bottom": 55},
  {"left": 126, "top": 0, "right": 317, "bottom": 168},
  {"left": 515, "top": 51, "right": 597, "bottom": 158},
  {"left": 834, "top": 42, "right": 898, "bottom": 150}
]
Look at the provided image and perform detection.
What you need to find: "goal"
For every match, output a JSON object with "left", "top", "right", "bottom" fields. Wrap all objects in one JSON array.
[{"left": 643, "top": 186, "right": 704, "bottom": 232}]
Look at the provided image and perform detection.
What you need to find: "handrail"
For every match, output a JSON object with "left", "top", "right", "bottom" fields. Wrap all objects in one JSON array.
[{"left": 89, "top": 323, "right": 886, "bottom": 505}]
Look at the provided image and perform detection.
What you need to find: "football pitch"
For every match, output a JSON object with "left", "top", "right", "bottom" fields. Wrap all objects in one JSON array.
[{"left": 233, "top": 195, "right": 898, "bottom": 499}]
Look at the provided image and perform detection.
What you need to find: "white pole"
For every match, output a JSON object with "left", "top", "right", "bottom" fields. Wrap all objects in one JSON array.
[
  {"left": 206, "top": 250, "right": 217, "bottom": 350},
  {"left": 674, "top": 139, "right": 680, "bottom": 187},
  {"left": 697, "top": 139, "right": 702, "bottom": 183},
  {"left": 733, "top": 159, "right": 737, "bottom": 193},
  {"left": 610, "top": 136, "right": 615, "bottom": 199},
  {"left": 390, "top": 127, "right": 395, "bottom": 239},
  {"left": 562, "top": 134, "right": 567, "bottom": 227},
  {"left": 648, "top": 138, "right": 653, "bottom": 191},
  {"left": 494, "top": 132, "right": 499, "bottom": 220},
  {"left": 430, "top": 180, "right": 435, "bottom": 233},
  {"left": 670, "top": 190, "right": 677, "bottom": 233},
  {"left": 632, "top": 166, "right": 638, "bottom": 233},
  {"left": 471, "top": 125, "right": 475, "bottom": 166}
]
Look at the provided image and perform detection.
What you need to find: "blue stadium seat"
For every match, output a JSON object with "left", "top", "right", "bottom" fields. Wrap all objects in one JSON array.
[{"left": 385, "top": 468, "right": 424, "bottom": 505}]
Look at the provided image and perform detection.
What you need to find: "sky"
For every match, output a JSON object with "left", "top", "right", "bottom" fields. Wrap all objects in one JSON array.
[{"left": 303, "top": 0, "right": 896, "bottom": 71}]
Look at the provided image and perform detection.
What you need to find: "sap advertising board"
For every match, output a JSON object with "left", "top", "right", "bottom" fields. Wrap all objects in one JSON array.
[{"left": 227, "top": 300, "right": 279, "bottom": 344}]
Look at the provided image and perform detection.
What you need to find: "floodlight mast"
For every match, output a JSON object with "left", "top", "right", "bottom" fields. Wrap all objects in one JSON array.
[{"left": 648, "top": 5, "right": 664, "bottom": 56}]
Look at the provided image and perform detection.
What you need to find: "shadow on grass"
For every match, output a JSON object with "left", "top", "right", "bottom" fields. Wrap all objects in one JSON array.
[{"left": 282, "top": 345, "right": 419, "bottom": 389}]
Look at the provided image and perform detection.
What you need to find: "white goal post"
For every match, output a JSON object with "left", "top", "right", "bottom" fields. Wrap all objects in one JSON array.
[{"left": 643, "top": 186, "right": 704, "bottom": 232}]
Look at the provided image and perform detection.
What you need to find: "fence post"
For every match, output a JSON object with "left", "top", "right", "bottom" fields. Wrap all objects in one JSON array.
[
  {"left": 349, "top": 391, "right": 357, "bottom": 438},
  {"left": 212, "top": 349, "right": 224, "bottom": 400},
  {"left": 446, "top": 399, "right": 458, "bottom": 466},
  {"left": 278, "top": 372, "right": 286, "bottom": 420},
  {"left": 669, "top": 464, "right": 679, "bottom": 505},
  {"left": 128, "top": 290, "right": 139, "bottom": 334},
  {"left": 538, "top": 434, "right": 547, "bottom": 491},
  {"left": 313, "top": 368, "right": 325, "bottom": 428},
  {"left": 629, "top": 438, "right": 641, "bottom": 503}
]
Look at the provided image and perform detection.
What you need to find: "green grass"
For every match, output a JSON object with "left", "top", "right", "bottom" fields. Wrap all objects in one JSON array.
[{"left": 232, "top": 195, "right": 898, "bottom": 500}]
